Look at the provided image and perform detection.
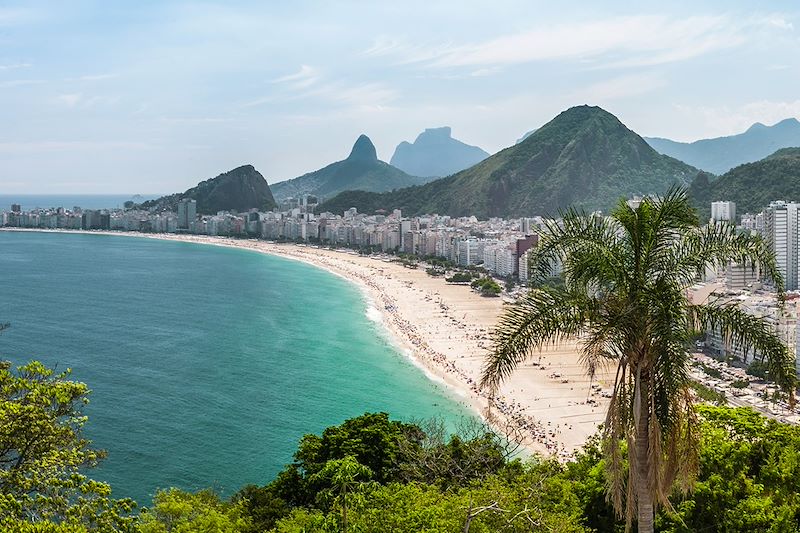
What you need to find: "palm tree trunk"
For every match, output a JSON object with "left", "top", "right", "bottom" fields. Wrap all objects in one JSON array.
[{"left": 634, "top": 373, "right": 654, "bottom": 533}]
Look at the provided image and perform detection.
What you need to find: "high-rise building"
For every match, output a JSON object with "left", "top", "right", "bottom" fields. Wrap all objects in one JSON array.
[
  {"left": 399, "top": 220, "right": 411, "bottom": 249},
  {"left": 177, "top": 198, "right": 197, "bottom": 230},
  {"left": 515, "top": 235, "right": 539, "bottom": 275},
  {"left": 11, "top": 203, "right": 21, "bottom": 213},
  {"left": 711, "top": 201, "right": 736, "bottom": 223},
  {"left": 763, "top": 201, "right": 800, "bottom": 290}
]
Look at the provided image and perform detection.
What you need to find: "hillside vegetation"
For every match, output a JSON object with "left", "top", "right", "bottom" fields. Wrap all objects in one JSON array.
[
  {"left": 690, "top": 147, "right": 800, "bottom": 216},
  {"left": 318, "top": 106, "right": 699, "bottom": 218},
  {"left": 270, "top": 135, "right": 433, "bottom": 202},
  {"left": 4, "top": 360, "right": 800, "bottom": 532},
  {"left": 140, "top": 165, "right": 277, "bottom": 215}
]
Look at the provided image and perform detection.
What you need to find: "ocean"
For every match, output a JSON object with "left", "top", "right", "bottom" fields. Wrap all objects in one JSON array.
[{"left": 0, "top": 230, "right": 473, "bottom": 504}]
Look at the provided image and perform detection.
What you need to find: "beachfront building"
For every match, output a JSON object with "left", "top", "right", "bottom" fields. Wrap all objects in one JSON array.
[
  {"left": 455, "top": 237, "right": 481, "bottom": 266},
  {"left": 177, "top": 198, "right": 197, "bottom": 230}
]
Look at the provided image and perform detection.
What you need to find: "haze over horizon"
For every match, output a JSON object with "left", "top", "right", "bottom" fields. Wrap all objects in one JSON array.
[{"left": 2, "top": 1, "right": 799, "bottom": 194}]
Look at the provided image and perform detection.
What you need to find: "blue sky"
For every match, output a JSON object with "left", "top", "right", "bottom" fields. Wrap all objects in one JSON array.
[{"left": 1, "top": 1, "right": 799, "bottom": 194}]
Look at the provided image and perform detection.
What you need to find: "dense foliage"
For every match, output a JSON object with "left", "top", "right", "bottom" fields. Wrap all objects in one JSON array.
[
  {"left": 470, "top": 276, "right": 503, "bottom": 296},
  {"left": 446, "top": 271, "right": 477, "bottom": 283},
  {"left": 146, "top": 407, "right": 800, "bottom": 533},
  {"left": 3, "top": 360, "right": 800, "bottom": 532},
  {"left": 233, "top": 414, "right": 522, "bottom": 531},
  {"left": 689, "top": 147, "right": 800, "bottom": 218},
  {"left": 318, "top": 106, "right": 700, "bottom": 218},
  {"left": 139, "top": 164, "right": 277, "bottom": 214},
  {"left": 0, "top": 360, "right": 136, "bottom": 532},
  {"left": 483, "top": 188, "right": 795, "bottom": 531}
]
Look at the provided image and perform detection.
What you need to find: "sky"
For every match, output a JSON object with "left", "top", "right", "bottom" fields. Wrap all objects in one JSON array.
[{"left": 1, "top": 1, "right": 799, "bottom": 194}]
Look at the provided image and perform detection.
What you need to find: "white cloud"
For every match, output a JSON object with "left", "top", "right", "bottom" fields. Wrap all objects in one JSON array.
[
  {"left": 0, "top": 79, "right": 43, "bottom": 88},
  {"left": 159, "top": 116, "right": 234, "bottom": 124},
  {"left": 247, "top": 64, "right": 397, "bottom": 109},
  {"left": 361, "top": 36, "right": 455, "bottom": 65},
  {"left": 0, "top": 63, "right": 31, "bottom": 70},
  {"left": 271, "top": 65, "right": 319, "bottom": 89},
  {"left": 765, "top": 16, "right": 794, "bottom": 30},
  {"left": 0, "top": 140, "right": 151, "bottom": 153},
  {"left": 72, "top": 73, "right": 118, "bottom": 81},
  {"left": 365, "top": 14, "right": 785, "bottom": 70},
  {"left": 56, "top": 93, "right": 82, "bottom": 107},
  {"left": 667, "top": 100, "right": 800, "bottom": 140},
  {"left": 568, "top": 73, "right": 666, "bottom": 102}
]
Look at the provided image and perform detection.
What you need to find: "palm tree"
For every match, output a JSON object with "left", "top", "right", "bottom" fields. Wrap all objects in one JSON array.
[
  {"left": 481, "top": 188, "right": 797, "bottom": 532},
  {"left": 309, "top": 455, "right": 373, "bottom": 532}
]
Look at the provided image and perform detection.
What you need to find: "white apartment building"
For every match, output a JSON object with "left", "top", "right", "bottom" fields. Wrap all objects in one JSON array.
[
  {"left": 518, "top": 249, "right": 532, "bottom": 283},
  {"left": 495, "top": 245, "right": 517, "bottom": 277},
  {"left": 705, "top": 290, "right": 798, "bottom": 366},
  {"left": 763, "top": 201, "right": 800, "bottom": 290},
  {"left": 456, "top": 238, "right": 481, "bottom": 266},
  {"left": 711, "top": 201, "right": 736, "bottom": 223}
]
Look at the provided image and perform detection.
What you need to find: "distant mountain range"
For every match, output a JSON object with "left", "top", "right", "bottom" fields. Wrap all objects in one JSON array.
[
  {"left": 140, "top": 165, "right": 276, "bottom": 214},
  {"left": 317, "top": 105, "right": 699, "bottom": 218},
  {"left": 270, "top": 135, "right": 434, "bottom": 202},
  {"left": 646, "top": 118, "right": 800, "bottom": 174},
  {"left": 689, "top": 147, "right": 800, "bottom": 216},
  {"left": 389, "top": 127, "right": 489, "bottom": 177}
]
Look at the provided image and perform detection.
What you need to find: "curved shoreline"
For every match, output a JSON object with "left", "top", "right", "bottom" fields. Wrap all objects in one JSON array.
[{"left": 2, "top": 228, "right": 612, "bottom": 458}]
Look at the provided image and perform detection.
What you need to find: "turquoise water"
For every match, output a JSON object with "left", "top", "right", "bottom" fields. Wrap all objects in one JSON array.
[{"left": 0, "top": 231, "right": 472, "bottom": 504}]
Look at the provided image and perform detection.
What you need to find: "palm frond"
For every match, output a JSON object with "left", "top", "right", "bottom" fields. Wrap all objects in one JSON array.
[
  {"left": 528, "top": 210, "right": 627, "bottom": 289},
  {"left": 693, "top": 303, "right": 797, "bottom": 396},
  {"left": 668, "top": 222, "right": 783, "bottom": 292},
  {"left": 480, "top": 287, "right": 591, "bottom": 393}
]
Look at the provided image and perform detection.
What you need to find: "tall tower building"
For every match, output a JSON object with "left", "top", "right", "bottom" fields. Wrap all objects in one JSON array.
[
  {"left": 177, "top": 198, "right": 197, "bottom": 230},
  {"left": 764, "top": 201, "right": 800, "bottom": 290}
]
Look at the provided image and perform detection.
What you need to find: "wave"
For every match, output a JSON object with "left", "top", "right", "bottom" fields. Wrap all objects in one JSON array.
[{"left": 365, "top": 305, "right": 383, "bottom": 323}]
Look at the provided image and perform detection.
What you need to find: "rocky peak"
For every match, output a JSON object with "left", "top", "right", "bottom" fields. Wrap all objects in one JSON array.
[{"left": 347, "top": 134, "right": 378, "bottom": 162}]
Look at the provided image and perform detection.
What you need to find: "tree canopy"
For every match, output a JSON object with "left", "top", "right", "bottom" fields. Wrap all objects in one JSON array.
[
  {"left": 482, "top": 188, "right": 796, "bottom": 532},
  {"left": 0, "top": 360, "right": 136, "bottom": 532}
]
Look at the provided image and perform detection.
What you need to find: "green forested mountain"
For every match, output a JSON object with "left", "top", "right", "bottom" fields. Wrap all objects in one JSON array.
[
  {"left": 140, "top": 165, "right": 277, "bottom": 215},
  {"left": 317, "top": 106, "right": 700, "bottom": 218},
  {"left": 270, "top": 135, "right": 433, "bottom": 202},
  {"left": 689, "top": 147, "right": 800, "bottom": 216},
  {"left": 647, "top": 118, "right": 800, "bottom": 174}
]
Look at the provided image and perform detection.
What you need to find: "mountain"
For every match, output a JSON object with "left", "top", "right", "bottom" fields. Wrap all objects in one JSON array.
[
  {"left": 270, "top": 135, "right": 433, "bottom": 202},
  {"left": 140, "top": 165, "right": 276, "bottom": 214},
  {"left": 317, "top": 105, "right": 700, "bottom": 218},
  {"left": 689, "top": 147, "right": 800, "bottom": 216},
  {"left": 645, "top": 118, "right": 800, "bottom": 174},
  {"left": 389, "top": 127, "right": 489, "bottom": 177},
  {"left": 516, "top": 129, "right": 537, "bottom": 144}
]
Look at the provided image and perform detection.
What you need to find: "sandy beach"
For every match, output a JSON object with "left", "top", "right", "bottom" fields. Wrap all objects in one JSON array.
[{"left": 4, "top": 229, "right": 613, "bottom": 458}]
